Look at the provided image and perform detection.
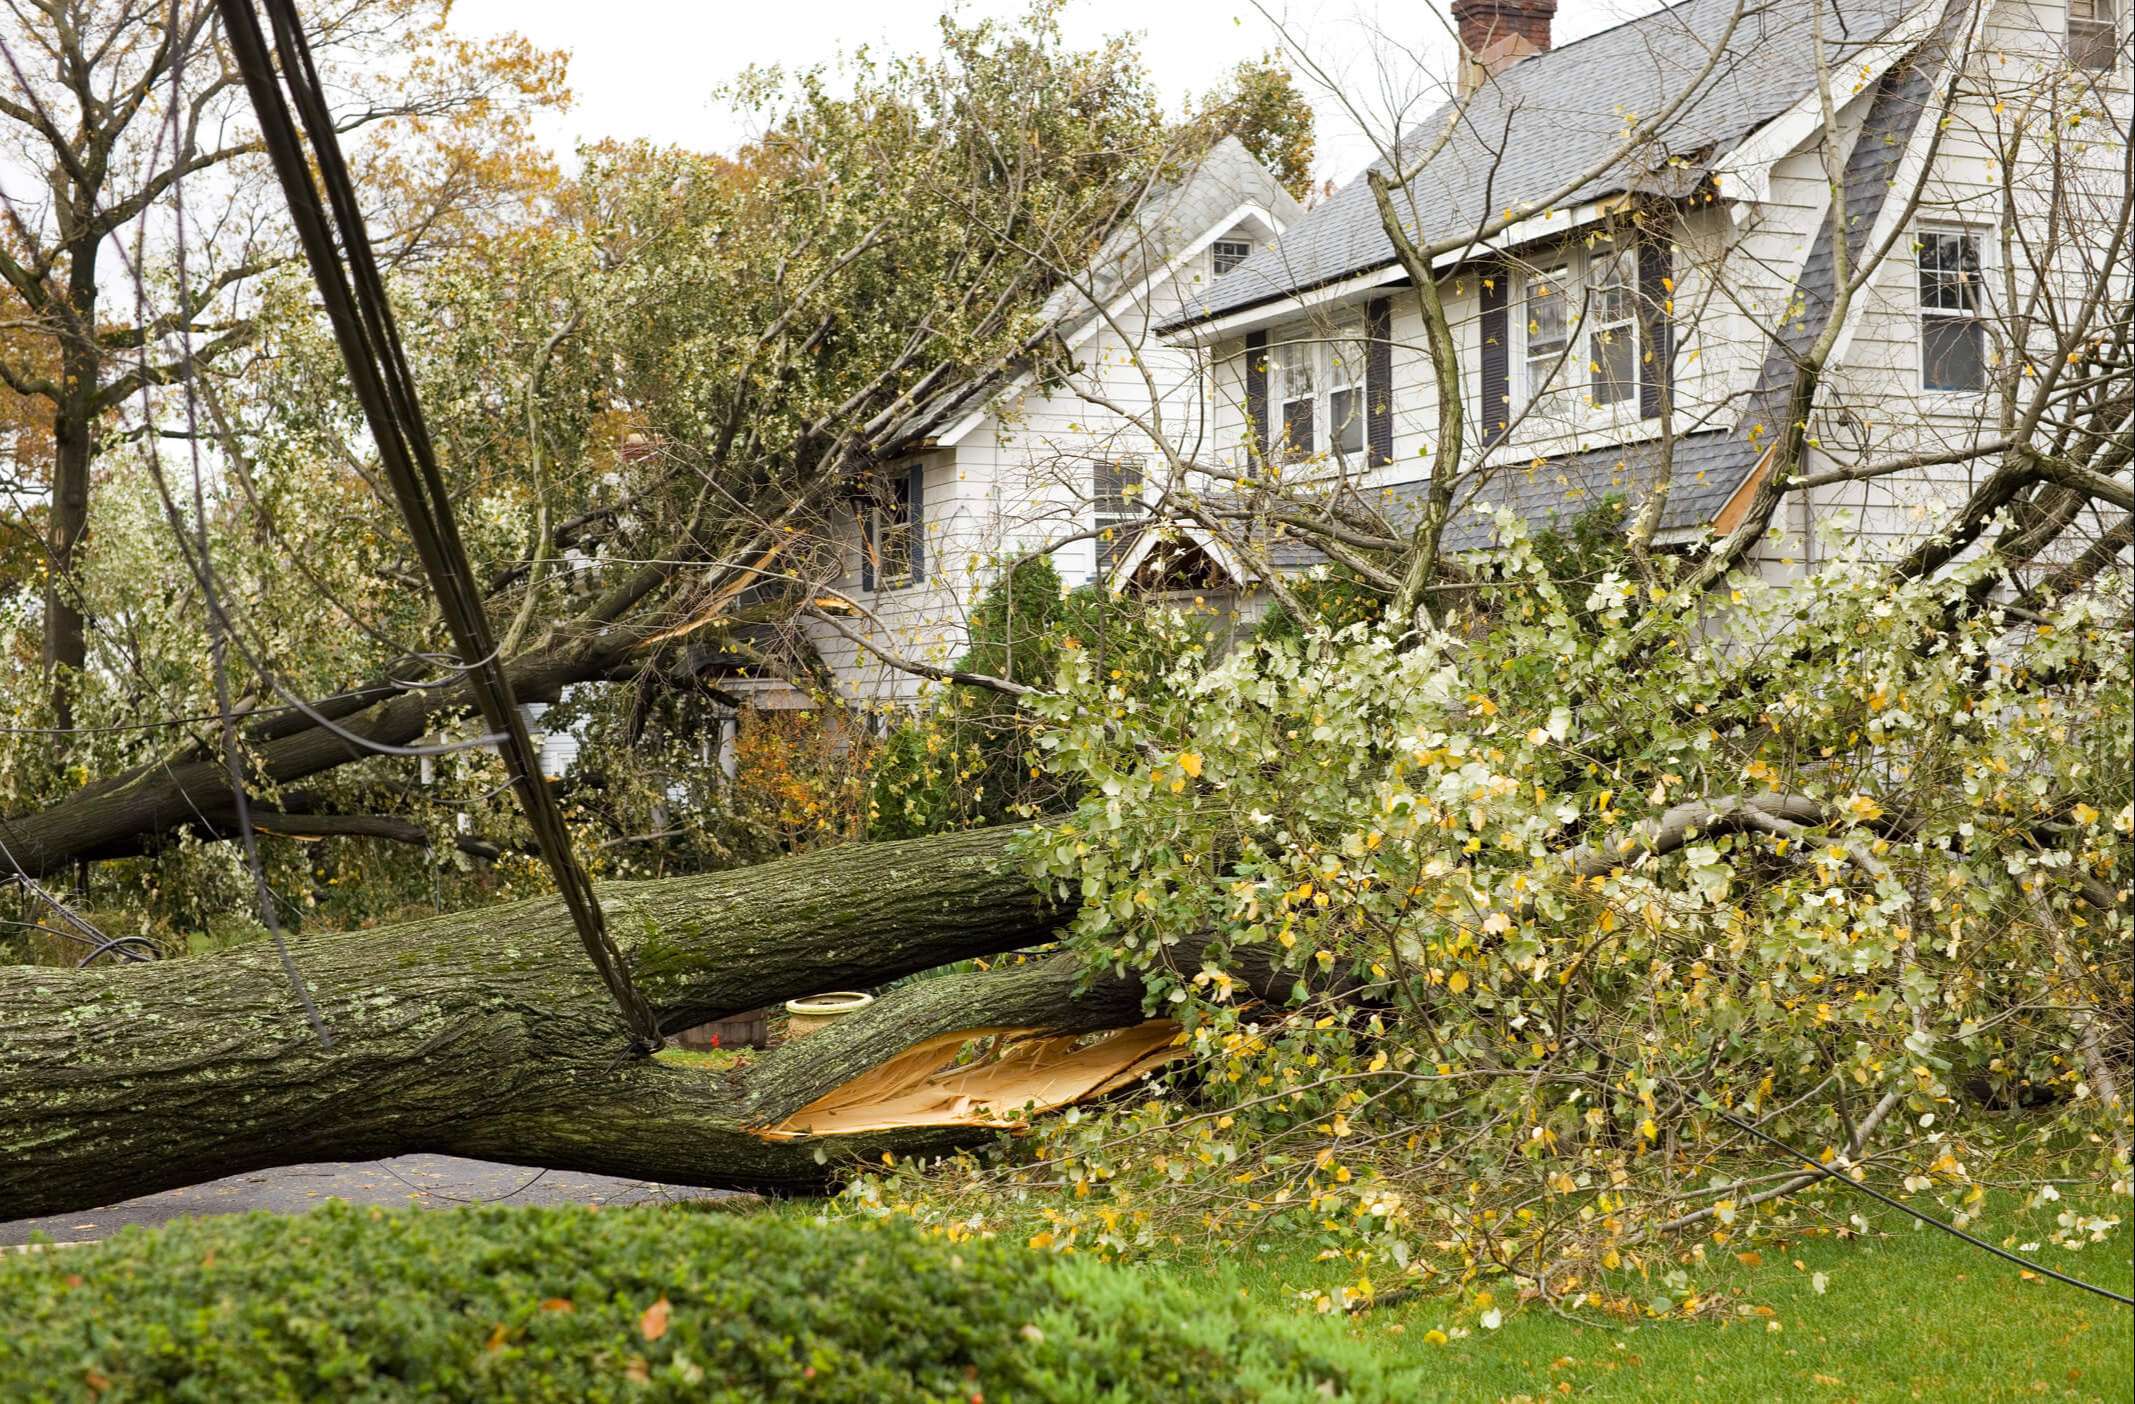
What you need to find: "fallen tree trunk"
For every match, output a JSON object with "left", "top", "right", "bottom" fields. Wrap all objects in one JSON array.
[
  {"left": 0, "top": 826, "right": 1173, "bottom": 1220},
  {"left": 0, "top": 623, "right": 639, "bottom": 877}
]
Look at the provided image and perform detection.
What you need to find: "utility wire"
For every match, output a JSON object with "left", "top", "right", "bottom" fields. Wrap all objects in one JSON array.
[
  {"left": 1699, "top": 1097, "right": 2133, "bottom": 1306},
  {"left": 1608, "top": 1037, "right": 2135, "bottom": 1308},
  {"left": 215, "top": 0, "right": 664, "bottom": 1053}
]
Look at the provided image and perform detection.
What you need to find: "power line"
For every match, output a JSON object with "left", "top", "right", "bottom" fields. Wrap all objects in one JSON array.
[{"left": 216, "top": 0, "right": 663, "bottom": 1054}]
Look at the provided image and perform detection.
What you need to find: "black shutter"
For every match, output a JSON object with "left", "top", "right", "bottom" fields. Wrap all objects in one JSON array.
[
  {"left": 1365, "top": 297, "right": 1393, "bottom": 469},
  {"left": 1245, "top": 329, "right": 1269, "bottom": 467},
  {"left": 1638, "top": 234, "right": 1674, "bottom": 420},
  {"left": 906, "top": 463, "right": 925, "bottom": 584},
  {"left": 855, "top": 487, "right": 875, "bottom": 591},
  {"left": 1478, "top": 264, "right": 1509, "bottom": 448}
]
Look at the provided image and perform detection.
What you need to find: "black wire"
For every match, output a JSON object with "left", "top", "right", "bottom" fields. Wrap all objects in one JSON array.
[
  {"left": 1700, "top": 1100, "right": 2133, "bottom": 1306},
  {"left": 217, "top": 0, "right": 663, "bottom": 1053}
]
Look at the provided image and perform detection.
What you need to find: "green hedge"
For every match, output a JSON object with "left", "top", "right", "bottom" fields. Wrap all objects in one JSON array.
[{"left": 0, "top": 1203, "right": 1410, "bottom": 1402}]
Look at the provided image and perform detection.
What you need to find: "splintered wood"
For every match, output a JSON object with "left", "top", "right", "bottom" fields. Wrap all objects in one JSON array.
[{"left": 756, "top": 1020, "right": 1183, "bottom": 1139}]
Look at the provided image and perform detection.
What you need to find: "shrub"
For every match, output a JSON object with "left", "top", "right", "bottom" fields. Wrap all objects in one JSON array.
[{"left": 0, "top": 1203, "right": 1412, "bottom": 1402}]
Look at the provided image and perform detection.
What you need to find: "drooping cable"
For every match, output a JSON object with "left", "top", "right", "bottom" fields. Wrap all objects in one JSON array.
[{"left": 213, "top": 0, "right": 664, "bottom": 1053}]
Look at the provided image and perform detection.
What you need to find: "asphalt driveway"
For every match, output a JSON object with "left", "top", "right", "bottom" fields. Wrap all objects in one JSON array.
[{"left": 2, "top": 1155, "right": 740, "bottom": 1247}]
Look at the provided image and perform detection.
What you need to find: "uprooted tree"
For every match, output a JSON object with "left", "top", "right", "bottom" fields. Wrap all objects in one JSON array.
[{"left": 2, "top": 0, "right": 2129, "bottom": 1301}]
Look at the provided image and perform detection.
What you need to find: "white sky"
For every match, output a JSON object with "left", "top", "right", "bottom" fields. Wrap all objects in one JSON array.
[{"left": 445, "top": 0, "right": 1670, "bottom": 189}]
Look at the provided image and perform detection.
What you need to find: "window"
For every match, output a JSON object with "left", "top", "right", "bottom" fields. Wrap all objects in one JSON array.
[
  {"left": 1917, "top": 229, "right": 1986, "bottom": 393},
  {"left": 1093, "top": 458, "right": 1144, "bottom": 574},
  {"left": 1327, "top": 328, "right": 1367, "bottom": 458},
  {"left": 2069, "top": 0, "right": 2119, "bottom": 70},
  {"left": 1212, "top": 238, "right": 1253, "bottom": 276},
  {"left": 863, "top": 465, "right": 924, "bottom": 588},
  {"left": 1522, "top": 263, "right": 1572, "bottom": 410},
  {"left": 1587, "top": 247, "right": 1639, "bottom": 406},
  {"left": 1272, "top": 338, "right": 1316, "bottom": 459},
  {"left": 1519, "top": 247, "right": 1650, "bottom": 416}
]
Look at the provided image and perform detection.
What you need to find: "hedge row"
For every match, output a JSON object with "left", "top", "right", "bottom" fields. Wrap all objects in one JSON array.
[{"left": 0, "top": 1202, "right": 1413, "bottom": 1401}]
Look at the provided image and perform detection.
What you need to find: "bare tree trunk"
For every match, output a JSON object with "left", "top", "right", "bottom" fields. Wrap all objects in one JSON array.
[
  {"left": 42, "top": 245, "right": 97, "bottom": 741},
  {"left": 0, "top": 826, "right": 1116, "bottom": 1219}
]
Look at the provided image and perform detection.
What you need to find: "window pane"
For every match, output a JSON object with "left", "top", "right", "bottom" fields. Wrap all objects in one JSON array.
[
  {"left": 1923, "top": 317, "right": 1985, "bottom": 392},
  {"left": 2070, "top": 12, "right": 2118, "bottom": 68},
  {"left": 1274, "top": 340, "right": 1313, "bottom": 390},
  {"left": 1331, "top": 387, "right": 1363, "bottom": 455},
  {"left": 1591, "top": 325, "right": 1638, "bottom": 403},
  {"left": 1526, "top": 267, "right": 1569, "bottom": 353},
  {"left": 1590, "top": 248, "right": 1634, "bottom": 323},
  {"left": 1282, "top": 395, "right": 1315, "bottom": 456},
  {"left": 1917, "top": 232, "right": 1981, "bottom": 311},
  {"left": 1329, "top": 335, "right": 1366, "bottom": 389}
]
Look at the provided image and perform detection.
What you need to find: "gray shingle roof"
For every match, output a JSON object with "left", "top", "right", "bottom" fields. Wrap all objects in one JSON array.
[
  {"left": 1190, "top": 0, "right": 1959, "bottom": 565},
  {"left": 1230, "top": 429, "right": 1752, "bottom": 571},
  {"left": 1182, "top": 0, "right": 1916, "bottom": 325}
]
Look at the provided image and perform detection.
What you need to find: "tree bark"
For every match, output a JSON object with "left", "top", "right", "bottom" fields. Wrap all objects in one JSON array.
[
  {"left": 0, "top": 826, "right": 1133, "bottom": 1220},
  {"left": 42, "top": 240, "right": 98, "bottom": 742}
]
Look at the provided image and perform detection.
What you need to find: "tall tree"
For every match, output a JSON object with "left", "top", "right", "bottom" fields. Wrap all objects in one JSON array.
[
  {"left": 1197, "top": 53, "right": 1317, "bottom": 202},
  {"left": 0, "top": 0, "right": 564, "bottom": 741}
]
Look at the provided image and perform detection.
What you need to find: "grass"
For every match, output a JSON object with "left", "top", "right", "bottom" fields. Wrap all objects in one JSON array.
[
  {"left": 651, "top": 1045, "right": 751, "bottom": 1073},
  {"left": 1143, "top": 1194, "right": 2134, "bottom": 1403}
]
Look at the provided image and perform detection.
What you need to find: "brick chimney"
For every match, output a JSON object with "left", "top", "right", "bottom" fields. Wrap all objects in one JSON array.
[{"left": 1452, "top": 0, "right": 1557, "bottom": 94}]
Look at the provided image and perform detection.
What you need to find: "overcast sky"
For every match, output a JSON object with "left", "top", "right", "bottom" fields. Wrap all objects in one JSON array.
[{"left": 444, "top": 0, "right": 1670, "bottom": 190}]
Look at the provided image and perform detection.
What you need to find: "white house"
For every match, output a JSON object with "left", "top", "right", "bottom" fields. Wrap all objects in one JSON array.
[
  {"left": 800, "top": 137, "right": 1304, "bottom": 708},
  {"left": 1143, "top": 0, "right": 2128, "bottom": 595}
]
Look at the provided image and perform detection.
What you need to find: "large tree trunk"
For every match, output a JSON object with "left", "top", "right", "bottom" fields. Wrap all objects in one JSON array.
[{"left": 0, "top": 826, "right": 1164, "bottom": 1220}]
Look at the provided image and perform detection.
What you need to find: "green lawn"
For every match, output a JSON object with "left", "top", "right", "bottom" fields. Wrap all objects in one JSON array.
[{"left": 1143, "top": 1195, "right": 2134, "bottom": 1403}]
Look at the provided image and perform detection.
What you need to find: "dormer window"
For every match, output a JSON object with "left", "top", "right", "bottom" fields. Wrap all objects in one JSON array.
[
  {"left": 1212, "top": 238, "right": 1253, "bottom": 276},
  {"left": 2069, "top": 0, "right": 2119, "bottom": 70}
]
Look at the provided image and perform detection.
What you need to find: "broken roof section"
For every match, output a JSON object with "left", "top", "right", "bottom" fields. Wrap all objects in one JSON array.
[{"left": 1175, "top": 0, "right": 1918, "bottom": 328}]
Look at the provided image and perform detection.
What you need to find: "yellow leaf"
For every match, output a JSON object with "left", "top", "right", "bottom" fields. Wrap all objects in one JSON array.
[
  {"left": 1178, "top": 751, "right": 1204, "bottom": 778},
  {"left": 1447, "top": 971, "right": 1470, "bottom": 994}
]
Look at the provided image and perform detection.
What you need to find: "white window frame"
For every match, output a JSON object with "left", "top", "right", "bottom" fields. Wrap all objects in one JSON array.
[
  {"left": 1271, "top": 333, "right": 1317, "bottom": 461},
  {"left": 1211, "top": 238, "right": 1253, "bottom": 277},
  {"left": 1915, "top": 225, "right": 1990, "bottom": 397},
  {"left": 2068, "top": 0, "right": 2121, "bottom": 71},
  {"left": 1265, "top": 325, "right": 1376, "bottom": 465},
  {"left": 863, "top": 468, "right": 921, "bottom": 589},
  {"left": 1326, "top": 323, "right": 1368, "bottom": 460},
  {"left": 1519, "top": 260, "right": 1574, "bottom": 416},
  {"left": 1516, "top": 244, "right": 1644, "bottom": 420},
  {"left": 1093, "top": 457, "right": 1145, "bottom": 574},
  {"left": 1585, "top": 245, "right": 1640, "bottom": 408}
]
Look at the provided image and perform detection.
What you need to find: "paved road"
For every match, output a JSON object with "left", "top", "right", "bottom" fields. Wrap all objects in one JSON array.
[{"left": 2, "top": 1155, "right": 740, "bottom": 1247}]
